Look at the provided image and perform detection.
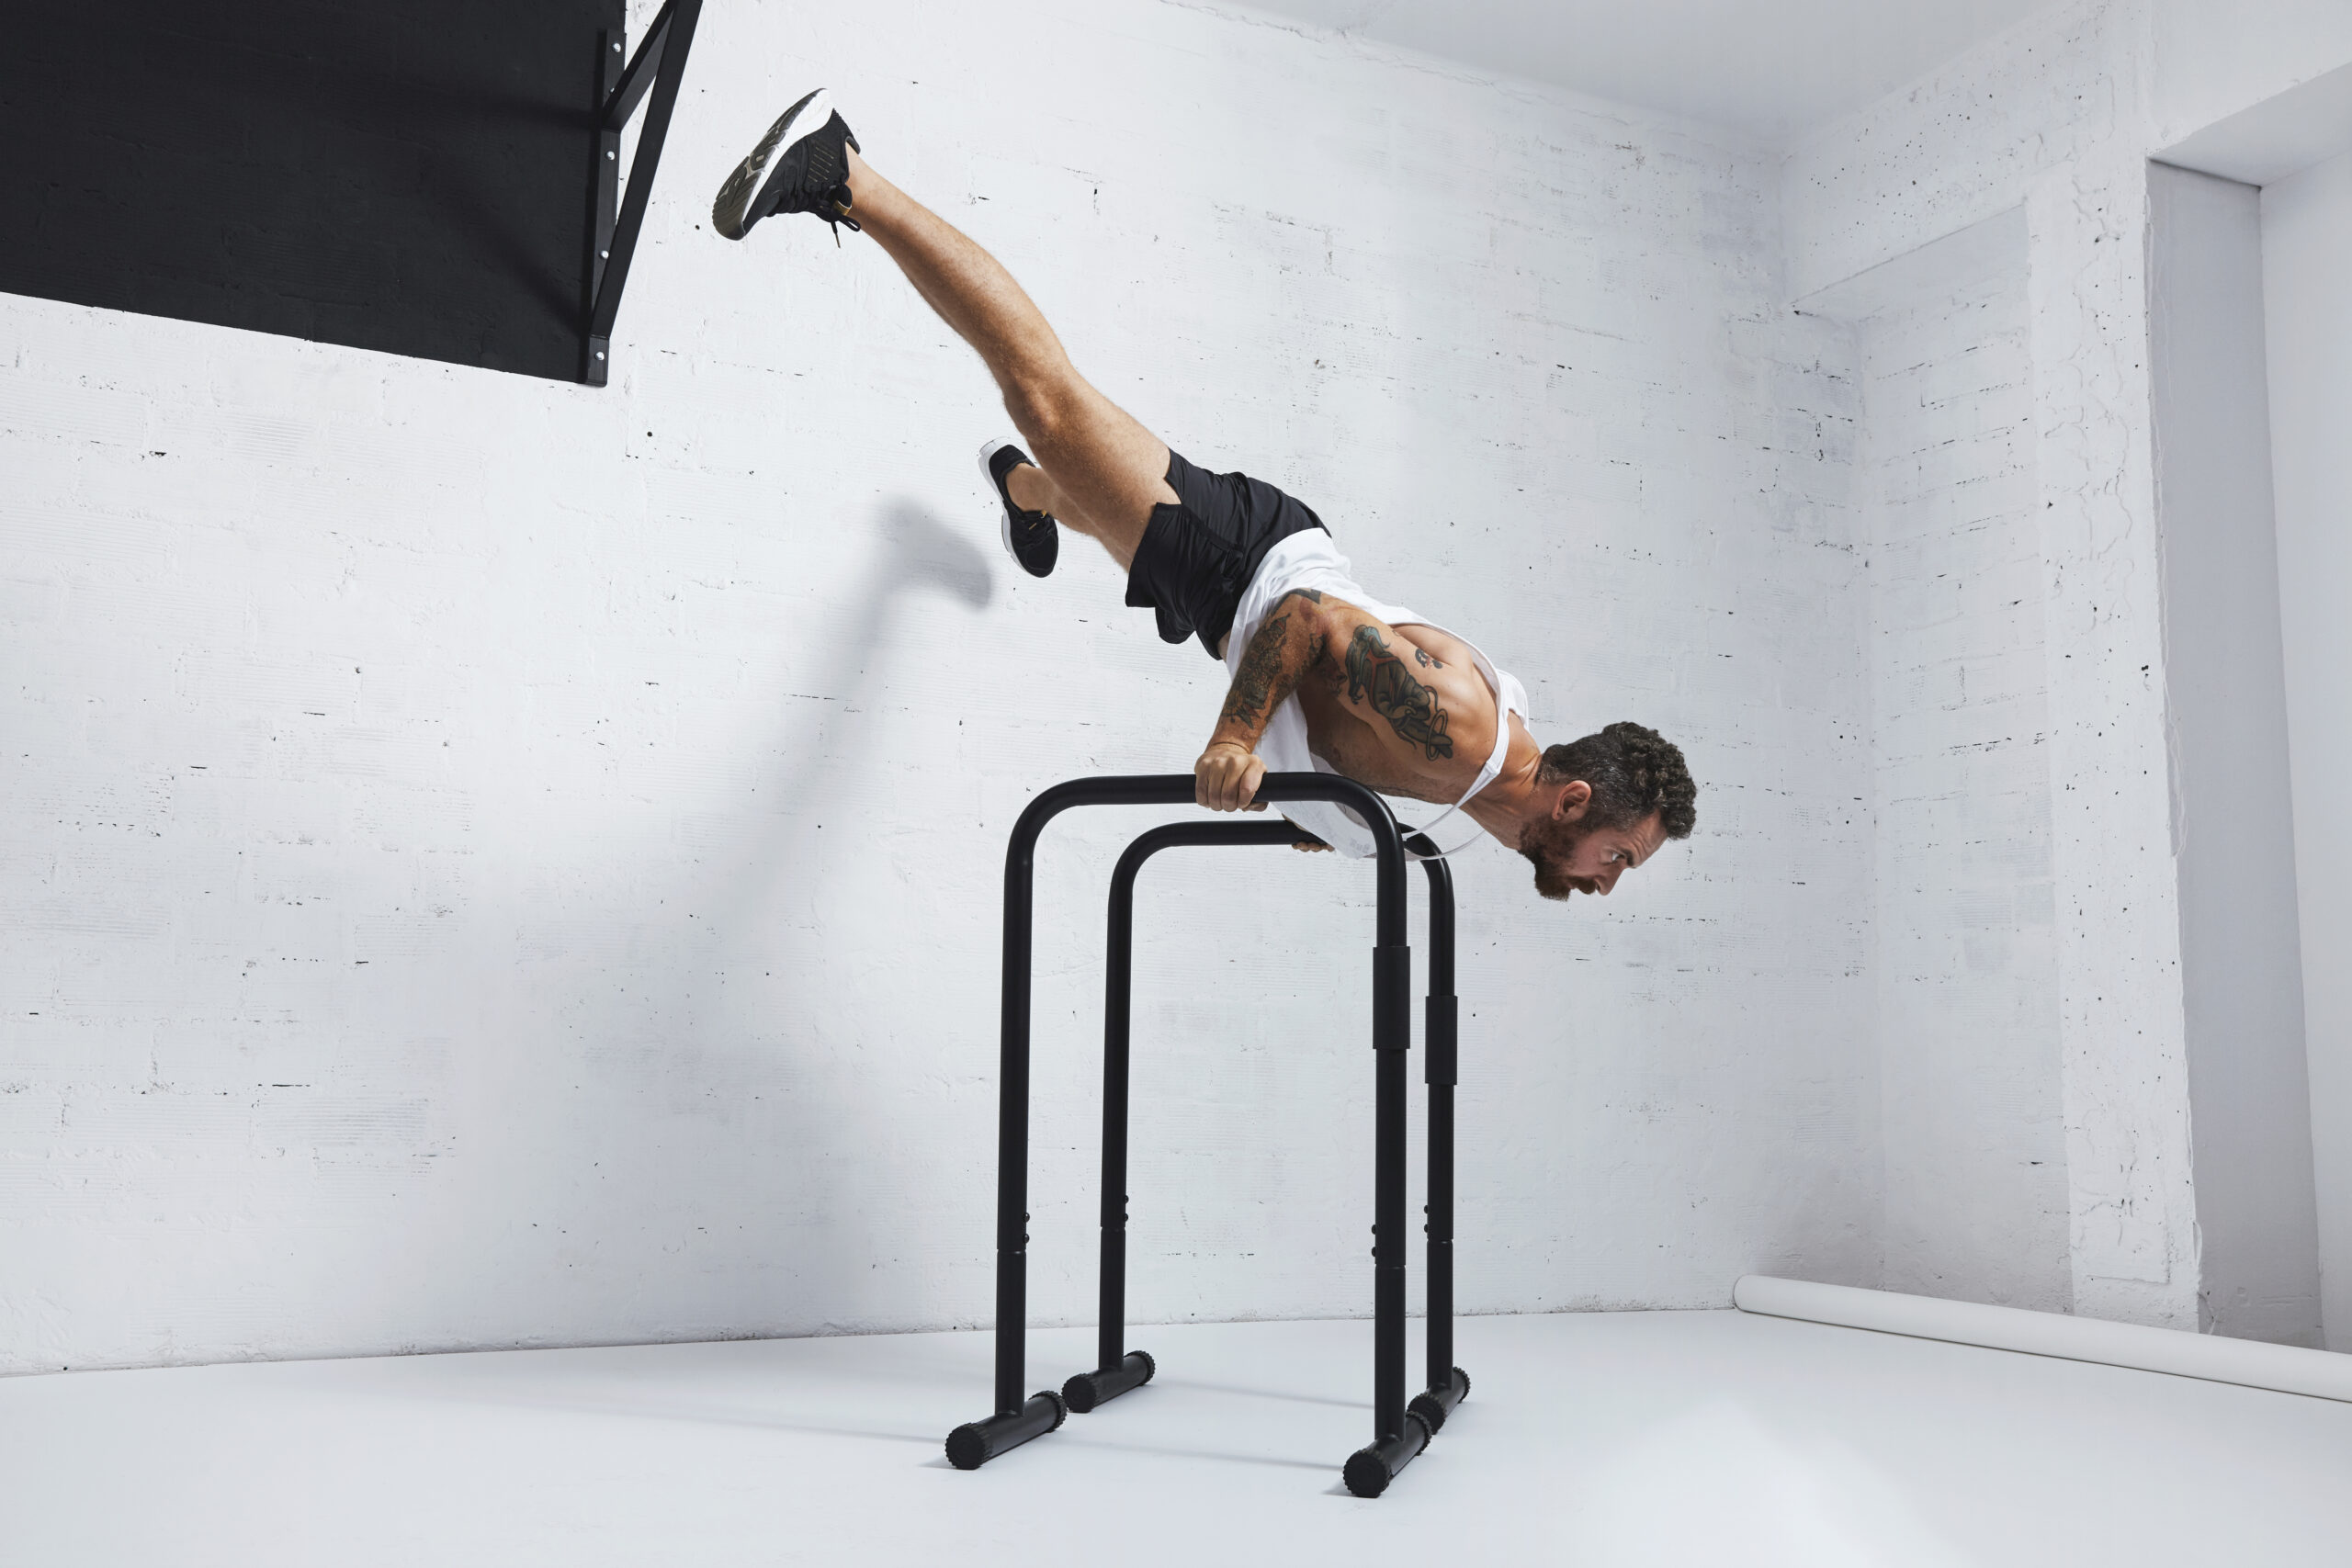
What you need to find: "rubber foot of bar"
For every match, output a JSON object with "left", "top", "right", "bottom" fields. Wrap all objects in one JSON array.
[
  {"left": 944, "top": 1389, "right": 1066, "bottom": 1471},
  {"left": 1408, "top": 1365, "right": 1472, "bottom": 1435},
  {"left": 1062, "top": 1348, "right": 1155, "bottom": 1414},
  {"left": 1341, "top": 1411, "right": 1432, "bottom": 1498}
]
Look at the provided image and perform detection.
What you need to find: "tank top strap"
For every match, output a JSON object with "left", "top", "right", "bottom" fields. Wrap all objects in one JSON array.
[{"left": 1391, "top": 623, "right": 1522, "bottom": 859}]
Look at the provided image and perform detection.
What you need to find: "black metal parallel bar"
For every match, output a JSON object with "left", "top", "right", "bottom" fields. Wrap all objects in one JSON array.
[
  {"left": 1408, "top": 847, "right": 1471, "bottom": 1436},
  {"left": 952, "top": 773, "right": 1418, "bottom": 1489},
  {"left": 1371, "top": 939, "right": 1411, "bottom": 1452},
  {"left": 1097, "top": 837, "right": 1140, "bottom": 1379},
  {"left": 1067, "top": 816, "right": 1473, "bottom": 1461},
  {"left": 1078, "top": 819, "right": 1306, "bottom": 1408},
  {"left": 582, "top": 0, "right": 702, "bottom": 384}
]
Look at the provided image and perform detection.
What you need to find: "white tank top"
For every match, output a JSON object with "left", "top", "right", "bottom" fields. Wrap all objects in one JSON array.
[{"left": 1223, "top": 529, "right": 1530, "bottom": 860}]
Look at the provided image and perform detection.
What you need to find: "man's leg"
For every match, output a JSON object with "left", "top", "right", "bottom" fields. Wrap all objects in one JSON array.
[{"left": 842, "top": 149, "right": 1174, "bottom": 573}]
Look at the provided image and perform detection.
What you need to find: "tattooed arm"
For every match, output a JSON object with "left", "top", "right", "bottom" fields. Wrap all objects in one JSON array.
[{"left": 1194, "top": 589, "right": 1331, "bottom": 811}]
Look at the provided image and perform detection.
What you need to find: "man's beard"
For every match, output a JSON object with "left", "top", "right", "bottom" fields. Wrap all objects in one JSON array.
[{"left": 1519, "top": 819, "right": 1600, "bottom": 901}]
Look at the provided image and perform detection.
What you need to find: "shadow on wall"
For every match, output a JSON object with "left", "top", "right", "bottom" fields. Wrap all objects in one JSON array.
[
  {"left": 752, "top": 498, "right": 996, "bottom": 823},
  {"left": 424, "top": 498, "right": 998, "bottom": 1347},
  {"left": 697, "top": 499, "right": 998, "bottom": 1333}
]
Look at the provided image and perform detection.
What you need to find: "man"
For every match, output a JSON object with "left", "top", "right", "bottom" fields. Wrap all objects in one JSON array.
[{"left": 711, "top": 91, "right": 1695, "bottom": 897}]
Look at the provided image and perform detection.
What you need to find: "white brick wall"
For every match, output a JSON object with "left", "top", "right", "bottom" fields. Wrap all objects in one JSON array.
[
  {"left": 1782, "top": 0, "right": 2203, "bottom": 1327},
  {"left": 1781, "top": 1, "right": 2134, "bottom": 300},
  {"left": 1784, "top": 0, "right": 2352, "bottom": 1330},
  {"left": 0, "top": 0, "right": 1880, "bottom": 1371},
  {"left": 1855, "top": 267, "right": 2069, "bottom": 1310},
  {"left": 22, "top": 0, "right": 2337, "bottom": 1371}
]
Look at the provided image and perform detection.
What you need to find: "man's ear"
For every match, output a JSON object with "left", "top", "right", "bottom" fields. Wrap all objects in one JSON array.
[{"left": 1554, "top": 779, "right": 1592, "bottom": 824}]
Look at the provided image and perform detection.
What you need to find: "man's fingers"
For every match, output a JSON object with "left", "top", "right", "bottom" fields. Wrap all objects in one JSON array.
[
  {"left": 1197, "top": 761, "right": 1232, "bottom": 810},
  {"left": 1234, "top": 756, "right": 1265, "bottom": 812},
  {"left": 1194, "top": 748, "right": 1264, "bottom": 813}
]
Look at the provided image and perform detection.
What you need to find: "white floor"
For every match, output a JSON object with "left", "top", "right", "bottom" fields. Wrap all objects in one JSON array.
[{"left": 5, "top": 1311, "right": 2348, "bottom": 1567}]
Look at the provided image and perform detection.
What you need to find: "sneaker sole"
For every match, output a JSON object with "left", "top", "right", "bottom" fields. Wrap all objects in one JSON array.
[
  {"left": 712, "top": 87, "right": 834, "bottom": 240},
  {"left": 978, "top": 437, "right": 1023, "bottom": 566}
]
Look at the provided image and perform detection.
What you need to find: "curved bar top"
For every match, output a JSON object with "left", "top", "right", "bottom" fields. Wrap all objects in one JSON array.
[
  {"left": 1004, "top": 773, "right": 1409, "bottom": 947},
  {"left": 1112, "top": 818, "right": 1318, "bottom": 888}
]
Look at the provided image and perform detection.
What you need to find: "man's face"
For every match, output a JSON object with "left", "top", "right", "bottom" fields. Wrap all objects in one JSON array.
[{"left": 1520, "top": 796, "right": 1668, "bottom": 901}]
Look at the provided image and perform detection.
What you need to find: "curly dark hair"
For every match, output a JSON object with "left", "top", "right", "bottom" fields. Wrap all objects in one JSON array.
[{"left": 1539, "top": 722, "right": 1697, "bottom": 840}]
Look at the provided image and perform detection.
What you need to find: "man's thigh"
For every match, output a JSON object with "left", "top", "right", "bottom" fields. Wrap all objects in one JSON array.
[{"left": 1021, "top": 377, "right": 1180, "bottom": 562}]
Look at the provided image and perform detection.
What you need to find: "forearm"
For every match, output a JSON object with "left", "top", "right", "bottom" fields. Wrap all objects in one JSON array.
[{"left": 1206, "top": 590, "right": 1328, "bottom": 753}]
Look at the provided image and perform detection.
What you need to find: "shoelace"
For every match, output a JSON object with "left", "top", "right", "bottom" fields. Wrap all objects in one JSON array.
[
  {"left": 999, "top": 479, "right": 1049, "bottom": 532},
  {"left": 822, "top": 185, "right": 862, "bottom": 245}
]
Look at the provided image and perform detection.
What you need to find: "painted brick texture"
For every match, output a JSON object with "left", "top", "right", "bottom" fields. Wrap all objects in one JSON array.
[
  {"left": 1857, "top": 269, "right": 2069, "bottom": 1311},
  {"left": 0, "top": 0, "right": 1877, "bottom": 1371},
  {"left": 1779, "top": 0, "right": 2352, "bottom": 1328}
]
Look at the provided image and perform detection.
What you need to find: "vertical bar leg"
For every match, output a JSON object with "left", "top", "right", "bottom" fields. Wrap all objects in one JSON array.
[
  {"left": 1064, "top": 845, "right": 1156, "bottom": 1413},
  {"left": 1344, "top": 939, "right": 1430, "bottom": 1497},
  {"left": 1375, "top": 1000, "right": 1408, "bottom": 1435},
  {"left": 1411, "top": 855, "right": 1471, "bottom": 1435},
  {"left": 944, "top": 826, "right": 1066, "bottom": 1468},
  {"left": 1096, "top": 874, "right": 1133, "bottom": 1377}
]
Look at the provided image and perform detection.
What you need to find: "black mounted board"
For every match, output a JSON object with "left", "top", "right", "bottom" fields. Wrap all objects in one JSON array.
[{"left": 0, "top": 0, "right": 649, "bottom": 384}]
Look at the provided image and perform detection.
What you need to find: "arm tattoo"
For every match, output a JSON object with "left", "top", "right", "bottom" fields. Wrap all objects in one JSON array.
[
  {"left": 1344, "top": 626, "right": 1455, "bottom": 761},
  {"left": 1217, "top": 590, "right": 1328, "bottom": 736}
]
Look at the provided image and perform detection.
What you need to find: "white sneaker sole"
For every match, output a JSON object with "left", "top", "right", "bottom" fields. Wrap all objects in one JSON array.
[
  {"left": 717, "top": 88, "right": 840, "bottom": 238},
  {"left": 978, "top": 437, "right": 1023, "bottom": 565},
  {"left": 772, "top": 88, "right": 836, "bottom": 169}
]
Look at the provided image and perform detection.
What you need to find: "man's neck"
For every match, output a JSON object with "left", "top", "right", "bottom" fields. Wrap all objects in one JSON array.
[{"left": 1461, "top": 716, "right": 1546, "bottom": 848}]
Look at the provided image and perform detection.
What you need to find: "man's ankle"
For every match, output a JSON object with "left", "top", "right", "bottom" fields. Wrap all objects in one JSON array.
[
  {"left": 842, "top": 146, "right": 889, "bottom": 217},
  {"left": 1005, "top": 462, "right": 1053, "bottom": 516}
]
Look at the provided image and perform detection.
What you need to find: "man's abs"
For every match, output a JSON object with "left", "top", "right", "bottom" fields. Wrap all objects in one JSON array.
[{"left": 1294, "top": 614, "right": 1495, "bottom": 805}]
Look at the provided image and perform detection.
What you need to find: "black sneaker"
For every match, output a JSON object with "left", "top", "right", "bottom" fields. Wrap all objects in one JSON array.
[
  {"left": 711, "top": 88, "right": 862, "bottom": 242},
  {"left": 978, "top": 439, "right": 1057, "bottom": 579}
]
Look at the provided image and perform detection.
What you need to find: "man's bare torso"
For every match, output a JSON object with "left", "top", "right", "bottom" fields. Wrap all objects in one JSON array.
[{"left": 1289, "top": 611, "right": 1504, "bottom": 807}]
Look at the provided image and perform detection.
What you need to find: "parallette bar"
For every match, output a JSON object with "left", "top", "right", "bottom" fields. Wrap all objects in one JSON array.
[
  {"left": 944, "top": 1390, "right": 1066, "bottom": 1471},
  {"left": 1409, "top": 1366, "right": 1472, "bottom": 1435},
  {"left": 978, "top": 775, "right": 1412, "bottom": 1485},
  {"left": 1061, "top": 1349, "right": 1156, "bottom": 1413},
  {"left": 1341, "top": 1412, "right": 1431, "bottom": 1499}
]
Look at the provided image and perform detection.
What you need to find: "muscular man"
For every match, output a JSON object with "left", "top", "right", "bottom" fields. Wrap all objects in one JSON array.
[{"left": 711, "top": 91, "right": 1696, "bottom": 897}]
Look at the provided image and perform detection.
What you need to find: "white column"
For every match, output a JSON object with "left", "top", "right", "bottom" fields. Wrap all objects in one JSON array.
[
  {"left": 2147, "top": 161, "right": 2322, "bottom": 1346},
  {"left": 2027, "top": 148, "right": 2201, "bottom": 1328},
  {"left": 2263, "top": 145, "right": 2352, "bottom": 1351}
]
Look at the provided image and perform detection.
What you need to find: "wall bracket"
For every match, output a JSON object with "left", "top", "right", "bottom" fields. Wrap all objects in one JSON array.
[{"left": 583, "top": 0, "right": 703, "bottom": 386}]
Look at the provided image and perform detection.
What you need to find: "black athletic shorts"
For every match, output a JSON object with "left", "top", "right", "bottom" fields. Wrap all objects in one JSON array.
[{"left": 1125, "top": 449, "right": 1329, "bottom": 659}]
